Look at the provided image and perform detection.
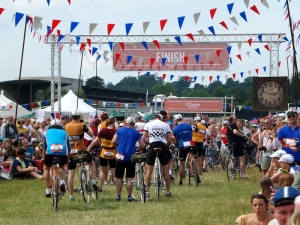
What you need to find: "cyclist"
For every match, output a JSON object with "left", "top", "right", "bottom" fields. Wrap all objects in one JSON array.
[
  {"left": 142, "top": 114, "right": 172, "bottom": 200},
  {"left": 173, "top": 114, "right": 200, "bottom": 185},
  {"left": 42, "top": 119, "right": 70, "bottom": 197},
  {"left": 227, "top": 115, "right": 248, "bottom": 179},
  {"left": 65, "top": 109, "right": 97, "bottom": 201},
  {"left": 192, "top": 116, "right": 206, "bottom": 177},
  {"left": 112, "top": 117, "right": 145, "bottom": 201},
  {"left": 98, "top": 112, "right": 109, "bottom": 132},
  {"left": 135, "top": 115, "right": 146, "bottom": 147}
]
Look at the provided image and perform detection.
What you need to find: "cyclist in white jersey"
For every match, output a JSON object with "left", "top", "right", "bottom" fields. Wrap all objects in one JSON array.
[
  {"left": 134, "top": 115, "right": 146, "bottom": 147},
  {"left": 142, "top": 114, "right": 172, "bottom": 200}
]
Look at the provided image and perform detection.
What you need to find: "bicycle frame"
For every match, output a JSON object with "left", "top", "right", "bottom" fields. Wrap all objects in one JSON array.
[
  {"left": 184, "top": 152, "right": 198, "bottom": 187},
  {"left": 153, "top": 151, "right": 165, "bottom": 198}
]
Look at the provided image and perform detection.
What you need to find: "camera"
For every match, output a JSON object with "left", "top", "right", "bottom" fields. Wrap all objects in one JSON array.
[{"left": 259, "top": 146, "right": 267, "bottom": 151}]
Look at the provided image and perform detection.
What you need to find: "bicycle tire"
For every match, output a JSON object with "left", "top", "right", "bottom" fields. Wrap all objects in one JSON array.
[
  {"left": 221, "top": 151, "right": 229, "bottom": 171},
  {"left": 192, "top": 160, "right": 198, "bottom": 187},
  {"left": 226, "top": 159, "right": 236, "bottom": 181},
  {"left": 155, "top": 165, "right": 160, "bottom": 198},
  {"left": 138, "top": 166, "right": 146, "bottom": 203},
  {"left": 135, "top": 164, "right": 140, "bottom": 190},
  {"left": 53, "top": 175, "right": 59, "bottom": 211},
  {"left": 212, "top": 150, "right": 221, "bottom": 171},
  {"left": 80, "top": 169, "right": 89, "bottom": 203}
]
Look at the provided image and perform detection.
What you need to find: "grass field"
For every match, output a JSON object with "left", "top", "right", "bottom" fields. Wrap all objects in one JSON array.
[{"left": 0, "top": 166, "right": 262, "bottom": 225}]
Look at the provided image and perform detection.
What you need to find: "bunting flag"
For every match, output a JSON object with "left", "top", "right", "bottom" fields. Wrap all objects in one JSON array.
[
  {"left": 46, "top": 0, "right": 50, "bottom": 6},
  {"left": 170, "top": 75, "right": 174, "bottom": 81},
  {"left": 125, "top": 23, "right": 133, "bottom": 35},
  {"left": 246, "top": 51, "right": 250, "bottom": 58},
  {"left": 263, "top": 66, "right": 267, "bottom": 72},
  {"left": 132, "top": 103, "right": 136, "bottom": 108},
  {"left": 258, "top": 34, "right": 263, "bottom": 42},
  {"left": 227, "top": 3, "right": 234, "bottom": 15},
  {"left": 278, "top": 61, "right": 281, "bottom": 67},
  {"left": 162, "top": 58, "right": 167, "bottom": 66},
  {"left": 209, "top": 76, "right": 213, "bottom": 82},
  {"left": 194, "top": 54, "right": 200, "bottom": 63},
  {"left": 87, "top": 99, "right": 92, "bottom": 105},
  {"left": 193, "top": 12, "right": 201, "bottom": 24},
  {"left": 244, "top": 0, "right": 250, "bottom": 8},
  {"left": 86, "top": 38, "right": 91, "bottom": 47},
  {"left": 232, "top": 73, "right": 236, "bottom": 80},
  {"left": 201, "top": 76, "right": 205, "bottom": 83},
  {"left": 165, "top": 38, "right": 171, "bottom": 46},
  {"left": 247, "top": 38, "right": 252, "bottom": 46},
  {"left": 184, "top": 56, "right": 188, "bottom": 65},
  {"left": 210, "top": 8, "right": 217, "bottom": 19},
  {"left": 230, "top": 16, "right": 239, "bottom": 26},
  {"left": 186, "top": 33, "right": 195, "bottom": 42},
  {"left": 225, "top": 75, "right": 228, "bottom": 80},
  {"left": 248, "top": 70, "right": 251, "bottom": 77},
  {"left": 227, "top": 46, "right": 232, "bottom": 55},
  {"left": 237, "top": 43, "right": 242, "bottom": 50},
  {"left": 246, "top": 106, "right": 251, "bottom": 111},
  {"left": 114, "top": 53, "right": 121, "bottom": 64},
  {"left": 185, "top": 76, "right": 190, "bottom": 82},
  {"left": 109, "top": 102, "right": 114, "bottom": 107},
  {"left": 216, "top": 49, "right": 221, "bottom": 57},
  {"left": 138, "top": 57, "right": 144, "bottom": 65},
  {"left": 75, "top": 36, "right": 80, "bottom": 45},
  {"left": 174, "top": 36, "right": 182, "bottom": 46},
  {"left": 143, "top": 21, "right": 150, "bottom": 33},
  {"left": 124, "top": 103, "right": 129, "bottom": 109},
  {"left": 162, "top": 74, "right": 166, "bottom": 80},
  {"left": 197, "top": 30, "right": 205, "bottom": 36},
  {"left": 92, "top": 47, "right": 98, "bottom": 56},
  {"left": 0, "top": 8, "right": 5, "bottom": 15},
  {"left": 255, "top": 69, "right": 259, "bottom": 74},
  {"left": 239, "top": 11, "right": 247, "bottom": 22},
  {"left": 264, "top": 44, "right": 270, "bottom": 51},
  {"left": 102, "top": 102, "right": 106, "bottom": 107},
  {"left": 141, "top": 41, "right": 148, "bottom": 50},
  {"left": 108, "top": 41, "right": 113, "bottom": 51},
  {"left": 119, "top": 42, "right": 125, "bottom": 51},
  {"left": 153, "top": 40, "right": 160, "bottom": 49},
  {"left": 107, "top": 24, "right": 115, "bottom": 35},
  {"left": 70, "top": 21, "right": 79, "bottom": 33},
  {"left": 89, "top": 23, "right": 98, "bottom": 35},
  {"left": 261, "top": 0, "right": 270, "bottom": 9},
  {"left": 208, "top": 26, "right": 216, "bottom": 36},
  {"left": 240, "top": 72, "right": 244, "bottom": 78},
  {"left": 229, "top": 57, "right": 232, "bottom": 64},
  {"left": 117, "top": 103, "right": 121, "bottom": 108},
  {"left": 150, "top": 58, "right": 155, "bottom": 67},
  {"left": 177, "top": 16, "right": 185, "bottom": 29},
  {"left": 219, "top": 21, "right": 229, "bottom": 30},
  {"left": 250, "top": 5, "right": 260, "bottom": 15},
  {"left": 217, "top": 75, "right": 220, "bottom": 81},
  {"left": 194, "top": 76, "right": 197, "bottom": 82},
  {"left": 51, "top": 19, "right": 61, "bottom": 32},
  {"left": 15, "top": 12, "right": 24, "bottom": 27},
  {"left": 79, "top": 43, "right": 86, "bottom": 51},
  {"left": 160, "top": 19, "right": 168, "bottom": 31},
  {"left": 255, "top": 48, "right": 261, "bottom": 55},
  {"left": 236, "top": 54, "right": 242, "bottom": 61},
  {"left": 127, "top": 55, "right": 132, "bottom": 64},
  {"left": 44, "top": 100, "right": 49, "bottom": 106}
]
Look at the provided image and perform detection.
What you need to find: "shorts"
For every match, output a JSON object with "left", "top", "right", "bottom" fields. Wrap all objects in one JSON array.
[
  {"left": 167, "top": 148, "right": 172, "bottom": 160},
  {"left": 68, "top": 153, "right": 93, "bottom": 170},
  {"left": 230, "top": 144, "right": 244, "bottom": 158},
  {"left": 115, "top": 160, "right": 135, "bottom": 179},
  {"left": 44, "top": 155, "right": 68, "bottom": 168},
  {"left": 195, "top": 142, "right": 204, "bottom": 157},
  {"left": 99, "top": 157, "right": 116, "bottom": 168},
  {"left": 146, "top": 147, "right": 169, "bottom": 166},
  {"left": 261, "top": 154, "right": 272, "bottom": 170},
  {"left": 179, "top": 148, "right": 189, "bottom": 161}
]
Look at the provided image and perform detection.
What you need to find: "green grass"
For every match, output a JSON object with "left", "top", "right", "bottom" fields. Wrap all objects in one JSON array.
[{"left": 0, "top": 166, "right": 261, "bottom": 225}]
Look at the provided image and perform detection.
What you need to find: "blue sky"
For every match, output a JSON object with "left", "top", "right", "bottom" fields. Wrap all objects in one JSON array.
[{"left": 0, "top": 0, "right": 299, "bottom": 85}]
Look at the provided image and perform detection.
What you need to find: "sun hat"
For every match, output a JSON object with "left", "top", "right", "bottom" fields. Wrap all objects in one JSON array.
[
  {"left": 270, "top": 150, "right": 287, "bottom": 158},
  {"left": 274, "top": 186, "right": 300, "bottom": 207},
  {"left": 31, "top": 138, "right": 39, "bottom": 143},
  {"left": 278, "top": 154, "right": 294, "bottom": 164}
]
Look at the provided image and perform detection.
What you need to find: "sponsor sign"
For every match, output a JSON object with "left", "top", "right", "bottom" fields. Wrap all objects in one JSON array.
[{"left": 164, "top": 99, "right": 223, "bottom": 112}]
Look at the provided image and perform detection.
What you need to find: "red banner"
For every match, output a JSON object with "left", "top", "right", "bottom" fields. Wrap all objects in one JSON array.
[{"left": 164, "top": 99, "right": 223, "bottom": 112}]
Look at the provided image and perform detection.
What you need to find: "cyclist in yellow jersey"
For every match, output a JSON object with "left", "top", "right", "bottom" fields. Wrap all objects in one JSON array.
[
  {"left": 192, "top": 117, "right": 207, "bottom": 176},
  {"left": 98, "top": 112, "right": 109, "bottom": 133},
  {"left": 65, "top": 109, "right": 96, "bottom": 201}
]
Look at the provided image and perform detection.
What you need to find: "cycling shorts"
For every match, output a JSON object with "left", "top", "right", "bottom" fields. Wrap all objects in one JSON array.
[
  {"left": 44, "top": 155, "right": 67, "bottom": 168},
  {"left": 99, "top": 157, "right": 116, "bottom": 168},
  {"left": 115, "top": 160, "right": 135, "bottom": 179},
  {"left": 146, "top": 142, "right": 168, "bottom": 166}
]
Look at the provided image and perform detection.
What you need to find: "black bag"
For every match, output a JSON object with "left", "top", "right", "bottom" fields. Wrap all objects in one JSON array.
[
  {"left": 72, "top": 153, "right": 89, "bottom": 163},
  {"left": 131, "top": 153, "right": 147, "bottom": 163}
]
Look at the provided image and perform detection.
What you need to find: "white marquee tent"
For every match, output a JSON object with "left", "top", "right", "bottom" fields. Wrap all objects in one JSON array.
[{"left": 0, "top": 90, "right": 31, "bottom": 118}]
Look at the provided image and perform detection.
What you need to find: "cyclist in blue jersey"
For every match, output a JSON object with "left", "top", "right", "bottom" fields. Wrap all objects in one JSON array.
[
  {"left": 112, "top": 117, "right": 145, "bottom": 201},
  {"left": 173, "top": 114, "right": 200, "bottom": 185},
  {"left": 277, "top": 109, "right": 300, "bottom": 165},
  {"left": 42, "top": 119, "right": 70, "bottom": 198}
]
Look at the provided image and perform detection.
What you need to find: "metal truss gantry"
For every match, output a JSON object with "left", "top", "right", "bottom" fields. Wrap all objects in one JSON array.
[{"left": 48, "top": 33, "right": 285, "bottom": 112}]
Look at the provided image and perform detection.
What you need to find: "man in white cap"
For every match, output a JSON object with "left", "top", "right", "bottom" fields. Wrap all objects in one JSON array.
[{"left": 271, "top": 154, "right": 295, "bottom": 183}]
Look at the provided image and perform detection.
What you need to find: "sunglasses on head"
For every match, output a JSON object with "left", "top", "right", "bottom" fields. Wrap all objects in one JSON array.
[{"left": 288, "top": 114, "right": 297, "bottom": 118}]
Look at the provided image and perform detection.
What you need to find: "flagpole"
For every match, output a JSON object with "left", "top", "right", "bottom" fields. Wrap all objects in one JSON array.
[
  {"left": 15, "top": 16, "right": 28, "bottom": 121},
  {"left": 146, "top": 89, "right": 148, "bottom": 113},
  {"left": 77, "top": 51, "right": 84, "bottom": 110},
  {"left": 95, "top": 59, "right": 98, "bottom": 118}
]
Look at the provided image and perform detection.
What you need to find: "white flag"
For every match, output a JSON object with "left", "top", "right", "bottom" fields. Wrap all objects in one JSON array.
[
  {"left": 125, "top": 103, "right": 129, "bottom": 109},
  {"left": 238, "top": 105, "right": 242, "bottom": 111},
  {"left": 69, "top": 39, "right": 76, "bottom": 48},
  {"left": 201, "top": 76, "right": 205, "bottom": 83},
  {"left": 246, "top": 51, "right": 250, "bottom": 58},
  {"left": 230, "top": 17, "right": 239, "bottom": 26},
  {"left": 34, "top": 16, "right": 43, "bottom": 30},
  {"left": 98, "top": 41, "right": 102, "bottom": 50},
  {"left": 248, "top": 70, "right": 251, "bottom": 76},
  {"left": 165, "top": 38, "right": 171, "bottom": 46},
  {"left": 89, "top": 23, "right": 98, "bottom": 35},
  {"left": 244, "top": 0, "right": 250, "bottom": 8},
  {"left": 193, "top": 12, "right": 201, "bottom": 24},
  {"left": 225, "top": 75, "right": 228, "bottom": 80},
  {"left": 261, "top": 0, "right": 270, "bottom": 9},
  {"left": 143, "top": 21, "right": 150, "bottom": 33},
  {"left": 197, "top": 30, "right": 205, "bottom": 36},
  {"left": 102, "top": 102, "right": 106, "bottom": 107},
  {"left": 178, "top": 76, "right": 182, "bottom": 81},
  {"left": 105, "top": 58, "right": 110, "bottom": 64},
  {"left": 237, "top": 43, "right": 242, "bottom": 51}
]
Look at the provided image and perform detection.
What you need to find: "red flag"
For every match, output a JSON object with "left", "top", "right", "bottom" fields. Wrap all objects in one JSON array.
[
  {"left": 107, "top": 24, "right": 115, "bottom": 35},
  {"left": 232, "top": 73, "right": 236, "bottom": 80},
  {"left": 150, "top": 58, "right": 155, "bottom": 67},
  {"left": 55, "top": 112, "right": 61, "bottom": 119},
  {"left": 138, "top": 72, "right": 141, "bottom": 75},
  {"left": 219, "top": 21, "right": 228, "bottom": 30},
  {"left": 57, "top": 30, "right": 61, "bottom": 39},
  {"left": 209, "top": 76, "right": 213, "bottom": 82},
  {"left": 185, "top": 76, "right": 190, "bottom": 82},
  {"left": 51, "top": 19, "right": 61, "bottom": 31},
  {"left": 247, "top": 38, "right": 253, "bottom": 46},
  {"left": 160, "top": 19, "right": 168, "bottom": 31},
  {"left": 139, "top": 103, "right": 144, "bottom": 108},
  {"left": 278, "top": 61, "right": 281, "bottom": 67},
  {"left": 9, "top": 105, "right": 12, "bottom": 109},
  {"left": 236, "top": 54, "right": 242, "bottom": 61},
  {"left": 162, "top": 74, "right": 166, "bottom": 80},
  {"left": 117, "top": 103, "right": 121, "bottom": 108},
  {"left": 132, "top": 61, "right": 136, "bottom": 67},
  {"left": 157, "top": 65, "right": 161, "bottom": 71},
  {"left": 264, "top": 44, "right": 270, "bottom": 51},
  {"left": 79, "top": 43, "right": 86, "bottom": 51},
  {"left": 60, "top": 45, "right": 64, "bottom": 51},
  {"left": 216, "top": 49, "right": 221, "bottom": 57},
  {"left": 115, "top": 53, "right": 121, "bottom": 64},
  {"left": 67, "top": 0, "right": 71, "bottom": 4},
  {"left": 209, "top": 61, "right": 214, "bottom": 68},
  {"left": 210, "top": 8, "right": 217, "bottom": 19},
  {"left": 95, "top": 100, "right": 99, "bottom": 104},
  {"left": 87, "top": 38, "right": 91, "bottom": 47},
  {"left": 0, "top": 8, "right": 5, "bottom": 15},
  {"left": 88, "top": 49, "right": 91, "bottom": 54},
  {"left": 153, "top": 40, "right": 160, "bottom": 49},
  {"left": 255, "top": 69, "right": 259, "bottom": 74},
  {"left": 184, "top": 56, "right": 189, "bottom": 65},
  {"left": 285, "top": 13, "right": 289, "bottom": 20},
  {"left": 119, "top": 42, "right": 125, "bottom": 51},
  {"left": 30, "top": 103, "right": 35, "bottom": 108},
  {"left": 186, "top": 33, "right": 195, "bottom": 42},
  {"left": 250, "top": 5, "right": 260, "bottom": 15}
]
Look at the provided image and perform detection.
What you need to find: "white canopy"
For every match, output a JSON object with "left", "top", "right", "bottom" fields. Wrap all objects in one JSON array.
[
  {"left": 0, "top": 90, "right": 31, "bottom": 118},
  {"left": 40, "top": 90, "right": 96, "bottom": 113}
]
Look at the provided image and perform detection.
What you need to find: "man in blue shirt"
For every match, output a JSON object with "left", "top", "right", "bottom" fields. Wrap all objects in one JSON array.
[
  {"left": 278, "top": 109, "right": 300, "bottom": 164},
  {"left": 173, "top": 114, "right": 200, "bottom": 185},
  {"left": 112, "top": 117, "right": 145, "bottom": 201}
]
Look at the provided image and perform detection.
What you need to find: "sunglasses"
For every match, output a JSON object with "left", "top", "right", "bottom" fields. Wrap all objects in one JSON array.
[{"left": 288, "top": 114, "right": 297, "bottom": 118}]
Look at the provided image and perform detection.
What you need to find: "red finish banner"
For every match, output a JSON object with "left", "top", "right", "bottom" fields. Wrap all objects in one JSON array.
[
  {"left": 164, "top": 99, "right": 223, "bottom": 112},
  {"left": 113, "top": 43, "right": 229, "bottom": 71}
]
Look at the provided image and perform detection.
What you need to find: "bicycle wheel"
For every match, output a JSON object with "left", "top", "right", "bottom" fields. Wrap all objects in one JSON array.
[
  {"left": 135, "top": 164, "right": 140, "bottom": 190},
  {"left": 53, "top": 175, "right": 59, "bottom": 211},
  {"left": 221, "top": 151, "right": 229, "bottom": 171},
  {"left": 80, "top": 168, "right": 89, "bottom": 203},
  {"left": 212, "top": 150, "right": 221, "bottom": 171},
  {"left": 226, "top": 159, "right": 236, "bottom": 181},
  {"left": 155, "top": 166, "right": 160, "bottom": 198},
  {"left": 192, "top": 160, "right": 198, "bottom": 187},
  {"left": 138, "top": 166, "right": 146, "bottom": 203}
]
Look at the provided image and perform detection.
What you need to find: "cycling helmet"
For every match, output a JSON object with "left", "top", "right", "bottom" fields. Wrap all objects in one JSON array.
[
  {"left": 153, "top": 114, "right": 163, "bottom": 120},
  {"left": 72, "top": 109, "right": 81, "bottom": 116},
  {"left": 93, "top": 118, "right": 101, "bottom": 124},
  {"left": 135, "top": 115, "right": 143, "bottom": 121},
  {"left": 174, "top": 114, "right": 183, "bottom": 120},
  {"left": 100, "top": 112, "right": 109, "bottom": 120},
  {"left": 50, "top": 119, "right": 61, "bottom": 126}
]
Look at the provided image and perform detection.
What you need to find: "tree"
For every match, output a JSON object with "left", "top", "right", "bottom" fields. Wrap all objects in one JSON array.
[
  {"left": 35, "top": 88, "right": 73, "bottom": 102},
  {"left": 85, "top": 76, "right": 105, "bottom": 87},
  {"left": 151, "top": 83, "right": 175, "bottom": 96},
  {"left": 106, "top": 82, "right": 115, "bottom": 89}
]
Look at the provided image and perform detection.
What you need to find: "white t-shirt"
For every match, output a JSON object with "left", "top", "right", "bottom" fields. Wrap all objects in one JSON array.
[
  {"left": 268, "top": 219, "right": 279, "bottom": 225},
  {"left": 135, "top": 122, "right": 146, "bottom": 147},
  {"left": 144, "top": 119, "right": 171, "bottom": 144},
  {"left": 0, "top": 148, "right": 6, "bottom": 162},
  {"left": 23, "top": 124, "right": 33, "bottom": 133}
]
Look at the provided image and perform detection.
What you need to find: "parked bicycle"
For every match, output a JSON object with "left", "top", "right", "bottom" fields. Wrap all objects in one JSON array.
[
  {"left": 184, "top": 147, "right": 199, "bottom": 187},
  {"left": 152, "top": 147, "right": 165, "bottom": 198},
  {"left": 226, "top": 145, "right": 240, "bottom": 181},
  {"left": 131, "top": 152, "right": 147, "bottom": 203},
  {"left": 51, "top": 157, "right": 64, "bottom": 211}
]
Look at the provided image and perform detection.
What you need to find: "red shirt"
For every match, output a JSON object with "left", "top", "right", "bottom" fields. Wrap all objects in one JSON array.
[
  {"left": 220, "top": 127, "right": 228, "bottom": 145},
  {"left": 84, "top": 125, "right": 98, "bottom": 147}
]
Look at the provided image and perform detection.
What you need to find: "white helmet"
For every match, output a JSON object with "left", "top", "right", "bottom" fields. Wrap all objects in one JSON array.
[
  {"left": 50, "top": 119, "right": 61, "bottom": 126},
  {"left": 174, "top": 114, "right": 183, "bottom": 120},
  {"left": 72, "top": 109, "right": 81, "bottom": 116}
]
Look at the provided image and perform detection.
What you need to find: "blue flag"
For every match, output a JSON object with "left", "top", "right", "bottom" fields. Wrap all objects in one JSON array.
[
  {"left": 75, "top": 36, "right": 80, "bottom": 45},
  {"left": 162, "top": 58, "right": 167, "bottom": 66},
  {"left": 108, "top": 41, "right": 113, "bottom": 51},
  {"left": 174, "top": 36, "right": 182, "bottom": 46},
  {"left": 177, "top": 16, "right": 185, "bottom": 29},
  {"left": 127, "top": 55, "right": 132, "bottom": 64},
  {"left": 70, "top": 22, "right": 79, "bottom": 33},
  {"left": 195, "top": 54, "right": 200, "bottom": 63},
  {"left": 240, "top": 11, "right": 247, "bottom": 22},
  {"left": 15, "top": 12, "right": 24, "bottom": 27},
  {"left": 170, "top": 75, "right": 174, "bottom": 81},
  {"left": 125, "top": 23, "right": 133, "bottom": 36},
  {"left": 227, "top": 3, "right": 234, "bottom": 14},
  {"left": 208, "top": 26, "right": 216, "bottom": 36},
  {"left": 141, "top": 41, "right": 148, "bottom": 51}
]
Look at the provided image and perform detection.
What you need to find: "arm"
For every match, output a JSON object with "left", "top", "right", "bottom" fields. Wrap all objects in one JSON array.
[
  {"left": 166, "top": 132, "right": 172, "bottom": 147},
  {"left": 270, "top": 170, "right": 282, "bottom": 182},
  {"left": 112, "top": 134, "right": 118, "bottom": 146},
  {"left": 16, "top": 165, "right": 35, "bottom": 173},
  {"left": 86, "top": 127, "right": 94, "bottom": 138},
  {"left": 251, "top": 132, "right": 259, "bottom": 145},
  {"left": 232, "top": 129, "right": 245, "bottom": 138},
  {"left": 142, "top": 131, "right": 148, "bottom": 144},
  {"left": 137, "top": 139, "right": 145, "bottom": 152},
  {"left": 87, "top": 136, "right": 101, "bottom": 152}
]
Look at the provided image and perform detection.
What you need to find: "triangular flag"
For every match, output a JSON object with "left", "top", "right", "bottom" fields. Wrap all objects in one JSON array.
[
  {"left": 239, "top": 12, "right": 247, "bottom": 22},
  {"left": 124, "top": 103, "right": 129, "bottom": 109},
  {"left": 193, "top": 12, "right": 201, "bottom": 24},
  {"left": 230, "top": 57, "right": 232, "bottom": 64},
  {"left": 258, "top": 34, "right": 263, "bottom": 42},
  {"left": 107, "top": 24, "right": 115, "bottom": 35},
  {"left": 67, "top": 0, "right": 71, "bottom": 4},
  {"left": 210, "top": 8, "right": 217, "bottom": 19},
  {"left": 98, "top": 41, "right": 102, "bottom": 50},
  {"left": 46, "top": 0, "right": 50, "bottom": 6},
  {"left": 170, "top": 75, "right": 174, "bottom": 81},
  {"left": 162, "top": 74, "right": 166, "bottom": 80},
  {"left": 248, "top": 38, "right": 253, "bottom": 46},
  {"left": 143, "top": 21, "right": 150, "bottom": 33},
  {"left": 237, "top": 43, "right": 242, "bottom": 50},
  {"left": 89, "top": 23, "right": 98, "bottom": 35},
  {"left": 261, "top": 0, "right": 270, "bottom": 9},
  {"left": 115, "top": 53, "right": 121, "bottom": 64},
  {"left": 216, "top": 49, "right": 221, "bottom": 57},
  {"left": 160, "top": 19, "right": 168, "bottom": 31},
  {"left": 138, "top": 57, "right": 144, "bottom": 65},
  {"left": 153, "top": 40, "right": 160, "bottom": 49},
  {"left": 51, "top": 19, "right": 61, "bottom": 31},
  {"left": 264, "top": 44, "right": 270, "bottom": 51},
  {"left": 125, "top": 23, "right": 133, "bottom": 35},
  {"left": 127, "top": 55, "right": 132, "bottom": 64},
  {"left": 227, "top": 46, "right": 232, "bottom": 55},
  {"left": 164, "top": 38, "right": 171, "bottom": 46},
  {"left": 236, "top": 54, "right": 242, "bottom": 61},
  {"left": 108, "top": 41, "right": 113, "bottom": 51},
  {"left": 227, "top": 3, "right": 234, "bottom": 15},
  {"left": 232, "top": 74, "right": 236, "bottom": 80},
  {"left": 0, "top": 8, "right": 5, "bottom": 15},
  {"left": 217, "top": 75, "right": 220, "bottom": 81},
  {"left": 178, "top": 76, "right": 182, "bottom": 81},
  {"left": 15, "top": 12, "right": 24, "bottom": 27},
  {"left": 105, "top": 58, "right": 110, "bottom": 64},
  {"left": 278, "top": 61, "right": 281, "bottom": 67},
  {"left": 70, "top": 21, "right": 79, "bottom": 33},
  {"left": 184, "top": 56, "right": 188, "bottom": 65},
  {"left": 209, "top": 76, "right": 213, "bottom": 82},
  {"left": 194, "top": 76, "right": 197, "bottom": 82},
  {"left": 197, "top": 30, "right": 205, "bottom": 36},
  {"left": 201, "top": 76, "right": 205, "bottom": 83},
  {"left": 255, "top": 48, "right": 261, "bottom": 55},
  {"left": 244, "top": 0, "right": 250, "bottom": 8},
  {"left": 79, "top": 43, "right": 86, "bottom": 51},
  {"left": 186, "top": 33, "right": 195, "bottom": 42},
  {"left": 248, "top": 70, "right": 251, "bottom": 76},
  {"left": 219, "top": 21, "right": 229, "bottom": 30},
  {"left": 240, "top": 72, "right": 244, "bottom": 78},
  {"left": 33, "top": 16, "right": 43, "bottom": 30},
  {"left": 206, "top": 52, "right": 211, "bottom": 60},
  {"left": 246, "top": 51, "right": 250, "bottom": 58},
  {"left": 263, "top": 66, "right": 267, "bottom": 72},
  {"left": 119, "top": 42, "right": 125, "bottom": 51},
  {"left": 194, "top": 54, "right": 200, "bottom": 63},
  {"left": 102, "top": 102, "right": 106, "bottom": 107},
  {"left": 131, "top": 42, "right": 136, "bottom": 49},
  {"left": 225, "top": 75, "right": 228, "bottom": 80},
  {"left": 92, "top": 47, "right": 98, "bottom": 56},
  {"left": 185, "top": 76, "right": 190, "bottom": 82},
  {"left": 86, "top": 38, "right": 91, "bottom": 47},
  {"left": 162, "top": 58, "right": 167, "bottom": 66},
  {"left": 208, "top": 26, "right": 216, "bottom": 36},
  {"left": 96, "top": 55, "right": 101, "bottom": 61},
  {"left": 238, "top": 105, "right": 242, "bottom": 111},
  {"left": 140, "top": 41, "right": 148, "bottom": 51},
  {"left": 177, "top": 16, "right": 185, "bottom": 29},
  {"left": 57, "top": 34, "right": 64, "bottom": 43},
  {"left": 255, "top": 69, "right": 259, "bottom": 74},
  {"left": 150, "top": 58, "right": 155, "bottom": 67},
  {"left": 229, "top": 16, "right": 239, "bottom": 26},
  {"left": 174, "top": 36, "right": 182, "bottom": 46},
  {"left": 250, "top": 5, "right": 260, "bottom": 15}
]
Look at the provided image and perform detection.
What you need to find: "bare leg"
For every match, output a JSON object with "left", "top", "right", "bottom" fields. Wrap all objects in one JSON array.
[
  {"left": 58, "top": 166, "right": 66, "bottom": 180},
  {"left": 68, "top": 169, "right": 75, "bottom": 196},
  {"left": 179, "top": 161, "right": 185, "bottom": 182},
  {"left": 126, "top": 177, "right": 133, "bottom": 195},
  {"left": 116, "top": 178, "right": 123, "bottom": 195},
  {"left": 162, "top": 165, "right": 171, "bottom": 192},
  {"left": 196, "top": 157, "right": 202, "bottom": 175},
  {"left": 146, "top": 165, "right": 154, "bottom": 192},
  {"left": 30, "top": 171, "right": 43, "bottom": 179},
  {"left": 239, "top": 155, "right": 246, "bottom": 175},
  {"left": 99, "top": 166, "right": 107, "bottom": 189},
  {"left": 89, "top": 161, "right": 96, "bottom": 180},
  {"left": 43, "top": 167, "right": 51, "bottom": 188}
]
